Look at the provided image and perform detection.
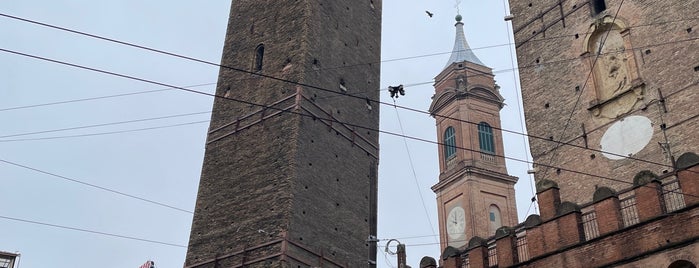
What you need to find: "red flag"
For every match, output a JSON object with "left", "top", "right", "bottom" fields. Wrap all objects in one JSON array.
[{"left": 139, "top": 260, "right": 154, "bottom": 268}]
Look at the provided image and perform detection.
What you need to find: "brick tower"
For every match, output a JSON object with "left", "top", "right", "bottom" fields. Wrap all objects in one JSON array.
[
  {"left": 432, "top": 1, "right": 699, "bottom": 267},
  {"left": 430, "top": 14, "right": 519, "bottom": 254},
  {"left": 510, "top": 0, "right": 699, "bottom": 204},
  {"left": 184, "top": 1, "right": 382, "bottom": 267}
]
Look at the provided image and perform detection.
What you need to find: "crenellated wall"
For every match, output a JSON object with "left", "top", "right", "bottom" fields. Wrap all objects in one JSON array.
[{"left": 440, "top": 152, "right": 699, "bottom": 268}]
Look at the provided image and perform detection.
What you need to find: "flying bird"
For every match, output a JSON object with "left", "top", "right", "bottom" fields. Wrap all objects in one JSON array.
[{"left": 425, "top": 10, "right": 434, "bottom": 17}]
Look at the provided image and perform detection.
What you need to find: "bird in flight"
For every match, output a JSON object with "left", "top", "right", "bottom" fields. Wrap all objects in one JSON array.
[{"left": 425, "top": 10, "right": 434, "bottom": 17}]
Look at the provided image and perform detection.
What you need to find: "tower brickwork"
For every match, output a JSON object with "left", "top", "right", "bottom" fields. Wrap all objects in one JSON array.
[
  {"left": 184, "top": 1, "right": 381, "bottom": 267},
  {"left": 417, "top": 1, "right": 699, "bottom": 267},
  {"left": 509, "top": 0, "right": 699, "bottom": 204},
  {"left": 431, "top": 15, "right": 519, "bottom": 254}
]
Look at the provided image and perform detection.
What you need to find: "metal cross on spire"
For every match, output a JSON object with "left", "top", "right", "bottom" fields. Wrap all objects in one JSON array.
[{"left": 455, "top": 0, "right": 462, "bottom": 15}]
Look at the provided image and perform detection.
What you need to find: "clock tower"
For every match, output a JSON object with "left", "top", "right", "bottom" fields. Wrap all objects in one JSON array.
[{"left": 430, "top": 14, "right": 519, "bottom": 253}]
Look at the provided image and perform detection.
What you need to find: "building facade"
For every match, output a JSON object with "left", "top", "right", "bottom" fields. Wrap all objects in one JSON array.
[
  {"left": 440, "top": 155, "right": 699, "bottom": 268},
  {"left": 511, "top": 0, "right": 699, "bottom": 204},
  {"left": 435, "top": 0, "right": 699, "bottom": 267},
  {"left": 430, "top": 14, "right": 519, "bottom": 255},
  {"left": 184, "top": 1, "right": 382, "bottom": 267}
]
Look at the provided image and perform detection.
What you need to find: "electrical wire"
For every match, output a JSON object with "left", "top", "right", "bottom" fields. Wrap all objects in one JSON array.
[
  {"left": 381, "top": 249, "right": 396, "bottom": 268},
  {"left": 1, "top": 8, "right": 696, "bottom": 263},
  {"left": 317, "top": 35, "right": 699, "bottom": 102},
  {"left": 2, "top": 12, "right": 695, "bottom": 160},
  {"left": 1, "top": 12, "right": 695, "bottom": 80},
  {"left": 2, "top": 10, "right": 698, "bottom": 255},
  {"left": 393, "top": 101, "right": 439, "bottom": 243},
  {"left": 0, "top": 120, "right": 210, "bottom": 142},
  {"left": 0, "top": 158, "right": 194, "bottom": 214},
  {"left": 501, "top": 0, "right": 538, "bottom": 215},
  {"left": 1, "top": 7, "right": 696, "bottom": 225},
  {"left": 1, "top": 11, "right": 695, "bottom": 110},
  {"left": 3, "top": 76, "right": 694, "bottom": 178},
  {"left": 0, "top": 214, "right": 186, "bottom": 248},
  {"left": 0, "top": 111, "right": 211, "bottom": 139},
  {"left": 2, "top": 47, "right": 697, "bottom": 199},
  {"left": 2, "top": 42, "right": 689, "bottom": 173},
  {"left": 0, "top": 82, "right": 215, "bottom": 112}
]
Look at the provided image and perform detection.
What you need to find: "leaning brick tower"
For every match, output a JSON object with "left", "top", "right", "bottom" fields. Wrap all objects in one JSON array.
[{"left": 184, "top": 1, "right": 382, "bottom": 267}]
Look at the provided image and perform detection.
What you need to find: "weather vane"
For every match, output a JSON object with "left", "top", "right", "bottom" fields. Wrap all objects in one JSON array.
[{"left": 455, "top": 0, "right": 462, "bottom": 15}]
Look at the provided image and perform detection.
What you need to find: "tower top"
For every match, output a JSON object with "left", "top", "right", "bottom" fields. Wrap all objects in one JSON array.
[{"left": 444, "top": 15, "right": 484, "bottom": 68}]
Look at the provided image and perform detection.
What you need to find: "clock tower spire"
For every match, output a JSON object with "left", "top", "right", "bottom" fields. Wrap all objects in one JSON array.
[{"left": 430, "top": 14, "right": 519, "bottom": 253}]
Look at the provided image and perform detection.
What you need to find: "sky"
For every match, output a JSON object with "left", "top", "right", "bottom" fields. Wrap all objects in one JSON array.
[{"left": 0, "top": 1, "right": 535, "bottom": 267}]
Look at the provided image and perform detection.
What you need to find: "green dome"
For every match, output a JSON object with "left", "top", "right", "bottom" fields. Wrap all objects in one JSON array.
[{"left": 455, "top": 14, "right": 463, "bottom": 22}]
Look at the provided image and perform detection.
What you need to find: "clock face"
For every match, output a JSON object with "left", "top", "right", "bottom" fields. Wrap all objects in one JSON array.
[{"left": 446, "top": 206, "right": 466, "bottom": 240}]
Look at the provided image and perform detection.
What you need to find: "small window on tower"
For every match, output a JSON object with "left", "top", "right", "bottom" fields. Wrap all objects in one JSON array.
[
  {"left": 591, "top": 0, "right": 606, "bottom": 15},
  {"left": 254, "top": 44, "right": 264, "bottom": 71},
  {"left": 478, "top": 122, "right": 495, "bottom": 154},
  {"left": 488, "top": 205, "right": 502, "bottom": 234},
  {"left": 444, "top": 126, "right": 457, "bottom": 160}
]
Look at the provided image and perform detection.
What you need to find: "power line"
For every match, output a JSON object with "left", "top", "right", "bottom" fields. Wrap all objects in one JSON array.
[
  {"left": 3, "top": 100, "right": 695, "bottom": 214},
  {"left": 0, "top": 111, "right": 211, "bottom": 139},
  {"left": 392, "top": 102, "right": 438, "bottom": 243},
  {"left": 2, "top": 46, "right": 695, "bottom": 191},
  {"left": 2, "top": 11, "right": 695, "bottom": 110},
  {"left": 4, "top": 46, "right": 696, "bottom": 185},
  {"left": 3, "top": 31, "right": 691, "bottom": 116},
  {"left": 0, "top": 158, "right": 194, "bottom": 214},
  {"left": 501, "top": 0, "right": 538, "bottom": 215},
  {"left": 0, "top": 82, "right": 215, "bottom": 112},
  {"left": 0, "top": 79, "right": 685, "bottom": 177},
  {"left": 4, "top": 29, "right": 699, "bottom": 196},
  {"left": 0, "top": 120, "right": 210, "bottom": 142},
  {"left": 3, "top": 76, "right": 694, "bottom": 176},
  {"left": 2, "top": 10, "right": 695, "bottom": 148},
  {"left": 2, "top": 7, "right": 696, "bottom": 263},
  {"left": 320, "top": 36, "right": 699, "bottom": 118},
  {"left": 1, "top": 23, "right": 696, "bottom": 258},
  {"left": 1, "top": 12, "right": 694, "bottom": 79},
  {"left": 319, "top": 34, "right": 699, "bottom": 102},
  {"left": 0, "top": 214, "right": 187, "bottom": 248}
]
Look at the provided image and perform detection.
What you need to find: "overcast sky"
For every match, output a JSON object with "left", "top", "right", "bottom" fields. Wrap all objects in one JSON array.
[{"left": 0, "top": 1, "right": 535, "bottom": 267}]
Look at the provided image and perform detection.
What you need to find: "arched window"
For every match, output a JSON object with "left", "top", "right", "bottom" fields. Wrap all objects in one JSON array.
[
  {"left": 488, "top": 205, "right": 502, "bottom": 234},
  {"left": 254, "top": 44, "right": 264, "bottom": 71},
  {"left": 478, "top": 122, "right": 495, "bottom": 154},
  {"left": 668, "top": 260, "right": 696, "bottom": 268},
  {"left": 444, "top": 127, "right": 457, "bottom": 160}
]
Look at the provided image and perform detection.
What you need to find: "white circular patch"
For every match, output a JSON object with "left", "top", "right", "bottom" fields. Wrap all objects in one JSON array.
[{"left": 600, "top": 116, "right": 653, "bottom": 160}]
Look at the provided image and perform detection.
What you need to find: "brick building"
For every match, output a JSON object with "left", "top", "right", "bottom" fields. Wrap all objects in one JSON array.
[
  {"left": 511, "top": 0, "right": 699, "bottom": 204},
  {"left": 184, "top": 1, "right": 382, "bottom": 267},
  {"left": 438, "top": 154, "right": 699, "bottom": 268},
  {"left": 429, "top": 14, "right": 519, "bottom": 254},
  {"left": 432, "top": 0, "right": 699, "bottom": 267}
]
